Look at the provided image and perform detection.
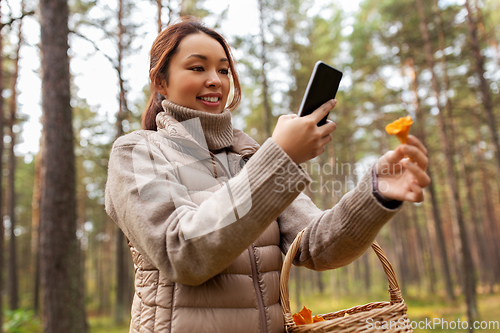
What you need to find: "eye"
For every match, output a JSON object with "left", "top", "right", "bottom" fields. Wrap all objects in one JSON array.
[
  {"left": 219, "top": 68, "right": 229, "bottom": 75},
  {"left": 190, "top": 66, "right": 204, "bottom": 72}
]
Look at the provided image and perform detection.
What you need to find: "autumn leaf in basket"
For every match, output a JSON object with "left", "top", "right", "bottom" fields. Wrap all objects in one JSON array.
[
  {"left": 292, "top": 306, "right": 325, "bottom": 325},
  {"left": 385, "top": 115, "right": 413, "bottom": 144}
]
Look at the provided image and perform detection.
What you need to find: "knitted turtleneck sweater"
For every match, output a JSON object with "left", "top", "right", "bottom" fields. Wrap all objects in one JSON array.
[{"left": 161, "top": 99, "right": 234, "bottom": 151}]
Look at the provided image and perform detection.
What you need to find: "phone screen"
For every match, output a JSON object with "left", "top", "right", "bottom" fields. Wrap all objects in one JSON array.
[{"left": 297, "top": 61, "right": 343, "bottom": 126}]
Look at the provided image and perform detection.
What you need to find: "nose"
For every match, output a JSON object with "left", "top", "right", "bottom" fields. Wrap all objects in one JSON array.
[{"left": 205, "top": 70, "right": 222, "bottom": 88}]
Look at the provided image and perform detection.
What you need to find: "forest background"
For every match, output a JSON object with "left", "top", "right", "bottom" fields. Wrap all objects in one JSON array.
[{"left": 1, "top": 0, "right": 500, "bottom": 332}]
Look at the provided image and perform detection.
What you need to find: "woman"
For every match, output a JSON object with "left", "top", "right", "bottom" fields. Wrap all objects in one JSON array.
[{"left": 105, "top": 17, "right": 430, "bottom": 333}]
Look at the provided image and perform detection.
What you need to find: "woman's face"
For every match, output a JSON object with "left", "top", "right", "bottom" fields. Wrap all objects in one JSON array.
[{"left": 157, "top": 33, "right": 231, "bottom": 114}]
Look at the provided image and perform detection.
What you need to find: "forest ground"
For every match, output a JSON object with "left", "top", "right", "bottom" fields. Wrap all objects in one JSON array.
[{"left": 87, "top": 291, "right": 500, "bottom": 333}]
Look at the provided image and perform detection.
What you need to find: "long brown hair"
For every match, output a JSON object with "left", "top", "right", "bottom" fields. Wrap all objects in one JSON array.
[{"left": 142, "top": 16, "right": 242, "bottom": 131}]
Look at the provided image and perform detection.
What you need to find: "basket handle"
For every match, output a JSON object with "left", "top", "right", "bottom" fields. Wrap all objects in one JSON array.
[{"left": 280, "top": 229, "right": 404, "bottom": 316}]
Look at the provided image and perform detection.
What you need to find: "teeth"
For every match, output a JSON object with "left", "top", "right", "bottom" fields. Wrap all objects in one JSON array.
[{"left": 199, "top": 96, "right": 219, "bottom": 103}]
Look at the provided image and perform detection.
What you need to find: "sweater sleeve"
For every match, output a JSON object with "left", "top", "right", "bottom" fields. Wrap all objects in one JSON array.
[
  {"left": 105, "top": 131, "right": 311, "bottom": 286},
  {"left": 278, "top": 168, "right": 402, "bottom": 270}
]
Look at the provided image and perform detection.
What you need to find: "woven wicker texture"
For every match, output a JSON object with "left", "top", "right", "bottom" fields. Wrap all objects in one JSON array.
[{"left": 280, "top": 230, "right": 413, "bottom": 332}]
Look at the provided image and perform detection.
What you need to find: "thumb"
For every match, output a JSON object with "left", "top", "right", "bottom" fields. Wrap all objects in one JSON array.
[
  {"left": 376, "top": 146, "right": 406, "bottom": 175},
  {"left": 383, "top": 145, "right": 406, "bottom": 164}
]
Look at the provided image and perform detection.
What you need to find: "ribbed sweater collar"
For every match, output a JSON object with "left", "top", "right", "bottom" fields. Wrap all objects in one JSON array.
[{"left": 161, "top": 99, "right": 233, "bottom": 151}]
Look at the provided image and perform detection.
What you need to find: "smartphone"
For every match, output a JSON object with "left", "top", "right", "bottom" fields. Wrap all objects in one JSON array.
[{"left": 297, "top": 61, "right": 343, "bottom": 126}]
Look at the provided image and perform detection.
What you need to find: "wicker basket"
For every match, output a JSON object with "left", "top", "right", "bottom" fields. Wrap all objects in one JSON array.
[{"left": 280, "top": 230, "right": 413, "bottom": 332}]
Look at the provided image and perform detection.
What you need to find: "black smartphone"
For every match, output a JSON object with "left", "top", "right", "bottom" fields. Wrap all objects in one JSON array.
[{"left": 297, "top": 61, "right": 343, "bottom": 126}]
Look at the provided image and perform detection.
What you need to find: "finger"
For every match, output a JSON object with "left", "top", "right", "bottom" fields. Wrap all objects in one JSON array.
[
  {"left": 383, "top": 147, "right": 406, "bottom": 165},
  {"left": 311, "top": 146, "right": 326, "bottom": 159},
  {"left": 319, "top": 121, "right": 337, "bottom": 136},
  {"left": 402, "top": 144, "right": 429, "bottom": 170},
  {"left": 405, "top": 182, "right": 424, "bottom": 202},
  {"left": 319, "top": 133, "right": 332, "bottom": 147},
  {"left": 403, "top": 159, "right": 431, "bottom": 187},
  {"left": 277, "top": 114, "right": 289, "bottom": 122},
  {"left": 407, "top": 135, "right": 428, "bottom": 155},
  {"left": 317, "top": 146, "right": 326, "bottom": 156},
  {"left": 305, "top": 99, "right": 337, "bottom": 123}
]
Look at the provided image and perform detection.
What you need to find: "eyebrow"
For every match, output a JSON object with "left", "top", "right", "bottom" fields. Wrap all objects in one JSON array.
[{"left": 187, "top": 54, "right": 228, "bottom": 62}]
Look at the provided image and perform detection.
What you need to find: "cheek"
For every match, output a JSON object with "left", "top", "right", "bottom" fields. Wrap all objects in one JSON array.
[
  {"left": 172, "top": 77, "right": 199, "bottom": 97},
  {"left": 222, "top": 76, "right": 231, "bottom": 96},
  {"left": 181, "top": 81, "right": 200, "bottom": 95}
]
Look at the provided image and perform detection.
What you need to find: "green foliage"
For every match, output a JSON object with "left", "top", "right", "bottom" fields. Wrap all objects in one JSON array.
[
  {"left": 88, "top": 316, "right": 130, "bottom": 333},
  {"left": 2, "top": 309, "right": 42, "bottom": 333},
  {"left": 180, "top": 0, "right": 209, "bottom": 18}
]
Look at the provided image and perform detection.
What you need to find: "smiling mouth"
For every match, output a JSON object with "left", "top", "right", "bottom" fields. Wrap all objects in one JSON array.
[{"left": 198, "top": 96, "right": 220, "bottom": 103}]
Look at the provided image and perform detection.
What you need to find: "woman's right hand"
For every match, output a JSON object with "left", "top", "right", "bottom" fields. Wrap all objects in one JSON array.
[{"left": 272, "top": 99, "right": 338, "bottom": 164}]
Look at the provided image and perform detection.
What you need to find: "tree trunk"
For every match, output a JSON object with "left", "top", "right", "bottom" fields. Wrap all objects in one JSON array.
[
  {"left": 258, "top": 0, "right": 271, "bottom": 138},
  {"left": 472, "top": 0, "right": 500, "bottom": 65},
  {"left": 458, "top": 137, "right": 493, "bottom": 289},
  {"left": 478, "top": 167, "right": 500, "bottom": 282},
  {"left": 391, "top": 212, "right": 408, "bottom": 289},
  {"left": 293, "top": 266, "right": 301, "bottom": 313},
  {"left": 315, "top": 271, "right": 324, "bottom": 294},
  {"left": 116, "top": 0, "right": 127, "bottom": 139},
  {"left": 407, "top": 58, "right": 455, "bottom": 300},
  {"left": 0, "top": 0, "right": 4, "bottom": 329},
  {"left": 434, "top": 0, "right": 477, "bottom": 295},
  {"left": 97, "top": 239, "right": 103, "bottom": 314},
  {"left": 474, "top": 123, "right": 500, "bottom": 281},
  {"left": 32, "top": 150, "right": 42, "bottom": 316},
  {"left": 114, "top": 228, "right": 127, "bottom": 323},
  {"left": 114, "top": 0, "right": 133, "bottom": 323},
  {"left": 416, "top": 0, "right": 477, "bottom": 328},
  {"left": 39, "top": 0, "right": 88, "bottom": 331},
  {"left": 464, "top": 0, "right": 500, "bottom": 188},
  {"left": 156, "top": 0, "right": 162, "bottom": 33},
  {"left": 7, "top": 17, "right": 22, "bottom": 310},
  {"left": 104, "top": 216, "right": 114, "bottom": 314},
  {"left": 179, "top": 0, "right": 186, "bottom": 16},
  {"left": 408, "top": 204, "right": 427, "bottom": 292},
  {"left": 362, "top": 252, "right": 370, "bottom": 293},
  {"left": 166, "top": 0, "right": 172, "bottom": 26},
  {"left": 421, "top": 206, "right": 437, "bottom": 295},
  {"left": 407, "top": 206, "right": 421, "bottom": 287}
]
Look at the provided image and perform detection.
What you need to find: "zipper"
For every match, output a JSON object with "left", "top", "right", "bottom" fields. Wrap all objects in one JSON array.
[
  {"left": 210, "top": 151, "right": 241, "bottom": 219},
  {"left": 209, "top": 150, "right": 234, "bottom": 178},
  {"left": 213, "top": 152, "right": 266, "bottom": 332},
  {"left": 168, "top": 128, "right": 264, "bottom": 329},
  {"left": 212, "top": 150, "right": 266, "bottom": 331},
  {"left": 248, "top": 245, "right": 267, "bottom": 333}
]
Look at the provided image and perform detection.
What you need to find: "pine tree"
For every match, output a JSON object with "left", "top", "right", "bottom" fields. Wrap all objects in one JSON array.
[{"left": 39, "top": 0, "right": 87, "bottom": 331}]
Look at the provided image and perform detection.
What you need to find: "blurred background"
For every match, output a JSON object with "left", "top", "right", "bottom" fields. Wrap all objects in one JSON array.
[{"left": 2, "top": 0, "right": 500, "bottom": 332}]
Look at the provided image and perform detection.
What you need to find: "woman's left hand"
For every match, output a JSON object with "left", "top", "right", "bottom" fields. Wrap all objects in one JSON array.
[{"left": 374, "top": 135, "right": 431, "bottom": 202}]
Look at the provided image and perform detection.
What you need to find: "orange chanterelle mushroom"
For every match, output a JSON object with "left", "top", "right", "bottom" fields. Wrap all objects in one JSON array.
[
  {"left": 292, "top": 306, "right": 325, "bottom": 326},
  {"left": 385, "top": 115, "right": 413, "bottom": 144}
]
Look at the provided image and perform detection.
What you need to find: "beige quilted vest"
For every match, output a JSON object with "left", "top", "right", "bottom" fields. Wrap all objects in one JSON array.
[{"left": 127, "top": 112, "right": 285, "bottom": 333}]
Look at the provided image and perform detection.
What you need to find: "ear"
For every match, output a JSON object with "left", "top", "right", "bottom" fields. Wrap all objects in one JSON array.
[{"left": 153, "top": 77, "right": 168, "bottom": 97}]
